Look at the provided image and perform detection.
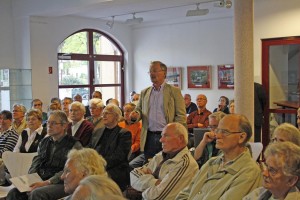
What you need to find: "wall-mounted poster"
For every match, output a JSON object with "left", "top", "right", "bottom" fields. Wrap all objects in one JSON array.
[
  {"left": 187, "top": 66, "right": 211, "bottom": 89},
  {"left": 218, "top": 64, "right": 234, "bottom": 89},
  {"left": 166, "top": 67, "right": 182, "bottom": 89}
]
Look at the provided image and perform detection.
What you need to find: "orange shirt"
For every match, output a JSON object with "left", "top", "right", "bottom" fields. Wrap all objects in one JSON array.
[{"left": 118, "top": 121, "right": 141, "bottom": 153}]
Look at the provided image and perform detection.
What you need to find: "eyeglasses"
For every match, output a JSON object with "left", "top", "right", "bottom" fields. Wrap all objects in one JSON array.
[
  {"left": 47, "top": 121, "right": 63, "bottom": 126},
  {"left": 147, "top": 70, "right": 164, "bottom": 74},
  {"left": 102, "top": 112, "right": 115, "bottom": 116},
  {"left": 33, "top": 104, "right": 42, "bottom": 106},
  {"left": 214, "top": 128, "right": 242, "bottom": 136},
  {"left": 196, "top": 98, "right": 207, "bottom": 101},
  {"left": 260, "top": 162, "right": 278, "bottom": 176},
  {"left": 208, "top": 125, "right": 218, "bottom": 130},
  {"left": 12, "top": 110, "right": 22, "bottom": 113},
  {"left": 271, "top": 137, "right": 285, "bottom": 143}
]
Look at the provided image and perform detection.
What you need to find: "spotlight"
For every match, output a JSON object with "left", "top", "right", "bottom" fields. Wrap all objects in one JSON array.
[
  {"left": 225, "top": 0, "right": 232, "bottom": 8},
  {"left": 106, "top": 16, "right": 114, "bottom": 29},
  {"left": 126, "top": 13, "right": 143, "bottom": 24},
  {"left": 186, "top": 3, "right": 209, "bottom": 17}
]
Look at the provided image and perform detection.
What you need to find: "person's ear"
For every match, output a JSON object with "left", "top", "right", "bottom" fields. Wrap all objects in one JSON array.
[
  {"left": 238, "top": 132, "right": 247, "bottom": 144},
  {"left": 287, "top": 175, "right": 298, "bottom": 187}
]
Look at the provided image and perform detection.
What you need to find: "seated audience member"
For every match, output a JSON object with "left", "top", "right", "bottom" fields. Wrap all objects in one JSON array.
[
  {"left": 14, "top": 109, "right": 47, "bottom": 153},
  {"left": 194, "top": 111, "right": 226, "bottom": 168},
  {"left": 213, "top": 96, "right": 230, "bottom": 114},
  {"left": 47, "top": 102, "right": 60, "bottom": 115},
  {"left": 0, "top": 110, "right": 19, "bottom": 157},
  {"left": 61, "top": 148, "right": 107, "bottom": 200},
  {"left": 67, "top": 102, "right": 94, "bottom": 147},
  {"left": 176, "top": 114, "right": 262, "bottom": 200},
  {"left": 7, "top": 110, "right": 82, "bottom": 200},
  {"left": 72, "top": 175, "right": 125, "bottom": 200},
  {"left": 184, "top": 94, "right": 198, "bottom": 115},
  {"left": 187, "top": 94, "right": 212, "bottom": 133},
  {"left": 271, "top": 122, "right": 300, "bottom": 146},
  {"left": 12, "top": 104, "right": 27, "bottom": 135},
  {"left": 130, "top": 122, "right": 198, "bottom": 200},
  {"left": 86, "top": 98, "right": 105, "bottom": 132},
  {"left": 73, "top": 94, "right": 82, "bottom": 103},
  {"left": 85, "top": 91, "right": 102, "bottom": 118},
  {"left": 243, "top": 142, "right": 300, "bottom": 200},
  {"left": 297, "top": 107, "right": 300, "bottom": 130},
  {"left": 50, "top": 97, "right": 62, "bottom": 110},
  {"left": 62, "top": 97, "right": 73, "bottom": 122},
  {"left": 31, "top": 99, "right": 48, "bottom": 123},
  {"left": 89, "top": 104, "right": 131, "bottom": 191},
  {"left": 229, "top": 99, "right": 235, "bottom": 114},
  {"left": 131, "top": 93, "right": 140, "bottom": 105},
  {"left": 118, "top": 103, "right": 141, "bottom": 161}
]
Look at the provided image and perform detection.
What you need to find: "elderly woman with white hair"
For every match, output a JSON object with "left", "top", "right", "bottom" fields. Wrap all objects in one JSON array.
[
  {"left": 88, "top": 103, "right": 132, "bottom": 191},
  {"left": 86, "top": 98, "right": 105, "bottom": 132},
  {"left": 243, "top": 142, "right": 300, "bottom": 200},
  {"left": 271, "top": 122, "right": 300, "bottom": 146}
]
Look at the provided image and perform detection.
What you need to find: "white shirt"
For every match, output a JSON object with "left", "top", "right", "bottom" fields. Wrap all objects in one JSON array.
[
  {"left": 14, "top": 125, "right": 44, "bottom": 152},
  {"left": 71, "top": 118, "right": 84, "bottom": 136}
]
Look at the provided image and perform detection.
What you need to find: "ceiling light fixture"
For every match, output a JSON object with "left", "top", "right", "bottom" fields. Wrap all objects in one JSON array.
[
  {"left": 106, "top": 16, "right": 115, "bottom": 29},
  {"left": 225, "top": 0, "right": 232, "bottom": 8},
  {"left": 186, "top": 3, "right": 209, "bottom": 17},
  {"left": 126, "top": 13, "right": 143, "bottom": 24}
]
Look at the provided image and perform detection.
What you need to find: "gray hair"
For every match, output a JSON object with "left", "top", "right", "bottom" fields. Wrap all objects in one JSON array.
[
  {"left": 89, "top": 98, "right": 104, "bottom": 108},
  {"left": 77, "top": 175, "right": 124, "bottom": 200},
  {"left": 165, "top": 122, "right": 188, "bottom": 145},
  {"left": 274, "top": 123, "right": 300, "bottom": 146},
  {"left": 48, "top": 110, "right": 68, "bottom": 124},
  {"left": 70, "top": 101, "right": 86, "bottom": 114},
  {"left": 103, "top": 104, "right": 122, "bottom": 122},
  {"left": 26, "top": 108, "right": 43, "bottom": 122},
  {"left": 264, "top": 142, "right": 300, "bottom": 178},
  {"left": 67, "top": 148, "right": 107, "bottom": 176},
  {"left": 13, "top": 104, "right": 27, "bottom": 114},
  {"left": 237, "top": 114, "right": 252, "bottom": 143},
  {"left": 209, "top": 111, "right": 226, "bottom": 122}
]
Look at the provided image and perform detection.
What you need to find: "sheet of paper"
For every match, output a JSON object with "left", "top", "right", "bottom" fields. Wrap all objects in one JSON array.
[{"left": 10, "top": 173, "right": 43, "bottom": 192}]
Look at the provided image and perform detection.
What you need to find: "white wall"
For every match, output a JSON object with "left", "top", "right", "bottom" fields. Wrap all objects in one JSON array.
[
  {"left": 254, "top": 0, "right": 300, "bottom": 81},
  {"left": 0, "top": 0, "right": 16, "bottom": 68},
  {"left": 131, "top": 17, "right": 234, "bottom": 111}
]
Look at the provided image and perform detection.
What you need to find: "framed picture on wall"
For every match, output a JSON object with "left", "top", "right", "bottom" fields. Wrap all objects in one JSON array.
[
  {"left": 166, "top": 67, "right": 182, "bottom": 89},
  {"left": 187, "top": 66, "right": 211, "bottom": 89},
  {"left": 218, "top": 64, "right": 234, "bottom": 89}
]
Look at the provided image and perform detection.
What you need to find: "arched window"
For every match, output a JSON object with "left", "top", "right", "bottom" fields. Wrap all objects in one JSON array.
[{"left": 57, "top": 29, "right": 124, "bottom": 105}]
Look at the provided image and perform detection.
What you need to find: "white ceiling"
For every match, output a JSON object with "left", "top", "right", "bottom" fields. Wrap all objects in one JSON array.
[{"left": 12, "top": 0, "right": 234, "bottom": 24}]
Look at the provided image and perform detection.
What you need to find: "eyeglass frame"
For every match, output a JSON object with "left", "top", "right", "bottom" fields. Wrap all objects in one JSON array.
[
  {"left": 260, "top": 161, "right": 279, "bottom": 176},
  {"left": 214, "top": 128, "right": 243, "bottom": 136},
  {"left": 147, "top": 70, "right": 165, "bottom": 74}
]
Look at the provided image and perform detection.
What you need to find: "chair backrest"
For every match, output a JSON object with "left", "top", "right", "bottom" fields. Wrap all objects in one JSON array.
[
  {"left": 248, "top": 142, "right": 263, "bottom": 161},
  {"left": 2, "top": 151, "right": 37, "bottom": 178},
  {"left": 193, "top": 128, "right": 210, "bottom": 147}
]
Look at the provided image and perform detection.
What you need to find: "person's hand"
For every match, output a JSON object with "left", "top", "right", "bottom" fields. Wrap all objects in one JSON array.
[
  {"left": 155, "top": 179, "right": 161, "bottom": 186},
  {"left": 30, "top": 181, "right": 50, "bottom": 191},
  {"left": 129, "top": 111, "right": 140, "bottom": 123},
  {"left": 141, "top": 167, "right": 152, "bottom": 174},
  {"left": 197, "top": 123, "right": 203, "bottom": 128},
  {"left": 202, "top": 131, "right": 216, "bottom": 144}
]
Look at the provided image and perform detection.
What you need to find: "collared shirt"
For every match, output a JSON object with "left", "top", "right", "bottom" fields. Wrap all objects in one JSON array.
[
  {"left": 148, "top": 82, "right": 167, "bottom": 131},
  {"left": 12, "top": 118, "right": 27, "bottom": 135},
  {"left": 71, "top": 118, "right": 84, "bottom": 136},
  {"left": 14, "top": 125, "right": 44, "bottom": 152}
]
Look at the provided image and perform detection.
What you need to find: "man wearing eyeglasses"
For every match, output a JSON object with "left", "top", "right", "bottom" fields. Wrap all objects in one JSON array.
[
  {"left": 7, "top": 110, "right": 82, "bottom": 200},
  {"left": 129, "top": 61, "right": 186, "bottom": 167},
  {"left": 176, "top": 114, "right": 262, "bottom": 200}
]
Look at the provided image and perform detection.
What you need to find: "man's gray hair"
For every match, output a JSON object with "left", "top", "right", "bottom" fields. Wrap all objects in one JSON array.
[
  {"left": 167, "top": 122, "right": 188, "bottom": 145},
  {"left": 274, "top": 123, "right": 300, "bottom": 146},
  {"left": 236, "top": 114, "right": 252, "bottom": 143},
  {"left": 70, "top": 101, "right": 86, "bottom": 114},
  {"left": 264, "top": 142, "right": 300, "bottom": 178},
  {"left": 104, "top": 104, "right": 122, "bottom": 121},
  {"left": 89, "top": 98, "right": 104, "bottom": 108},
  {"left": 13, "top": 104, "right": 27, "bottom": 114},
  {"left": 209, "top": 111, "right": 226, "bottom": 122},
  {"left": 48, "top": 110, "right": 68, "bottom": 124}
]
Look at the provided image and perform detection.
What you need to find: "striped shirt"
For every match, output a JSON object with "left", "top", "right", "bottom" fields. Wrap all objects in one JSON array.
[{"left": 0, "top": 126, "right": 19, "bottom": 157}]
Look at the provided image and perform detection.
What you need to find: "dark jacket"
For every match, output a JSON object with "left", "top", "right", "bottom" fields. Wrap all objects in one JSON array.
[
  {"left": 67, "top": 120, "right": 94, "bottom": 146},
  {"left": 89, "top": 125, "right": 132, "bottom": 191}
]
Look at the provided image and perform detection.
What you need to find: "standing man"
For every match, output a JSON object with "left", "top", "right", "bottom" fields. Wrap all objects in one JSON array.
[
  {"left": 184, "top": 94, "right": 197, "bottom": 115},
  {"left": 67, "top": 102, "right": 94, "bottom": 146},
  {"left": 254, "top": 82, "right": 267, "bottom": 142},
  {"left": 130, "top": 61, "right": 186, "bottom": 163},
  {"left": 7, "top": 110, "right": 82, "bottom": 200}
]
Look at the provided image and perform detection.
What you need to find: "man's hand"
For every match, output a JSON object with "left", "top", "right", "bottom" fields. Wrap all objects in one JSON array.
[
  {"left": 141, "top": 167, "right": 152, "bottom": 174},
  {"left": 202, "top": 131, "right": 216, "bottom": 144},
  {"left": 30, "top": 180, "right": 50, "bottom": 191},
  {"left": 129, "top": 111, "right": 140, "bottom": 123}
]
